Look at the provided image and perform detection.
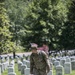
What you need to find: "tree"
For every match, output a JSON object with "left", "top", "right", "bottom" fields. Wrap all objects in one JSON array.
[
  {"left": 0, "top": 0, "right": 18, "bottom": 54},
  {"left": 23, "top": 0, "right": 71, "bottom": 50},
  {"left": 5, "top": 0, "right": 31, "bottom": 49},
  {"left": 5, "top": 0, "right": 72, "bottom": 51},
  {"left": 59, "top": 0, "right": 75, "bottom": 50}
]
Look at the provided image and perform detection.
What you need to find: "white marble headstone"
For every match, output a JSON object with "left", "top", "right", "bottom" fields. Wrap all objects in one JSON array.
[
  {"left": 71, "top": 60, "right": 75, "bottom": 70},
  {"left": 47, "top": 70, "right": 53, "bottom": 75},
  {"left": 24, "top": 68, "right": 30, "bottom": 75},
  {"left": 21, "top": 64, "right": 27, "bottom": 74},
  {"left": 18, "top": 61, "right": 23, "bottom": 71},
  {"left": 54, "top": 61, "right": 60, "bottom": 68},
  {"left": 64, "top": 62, "right": 71, "bottom": 74},
  {"left": 60, "top": 58, "right": 66, "bottom": 67},
  {"left": 56, "top": 65, "right": 64, "bottom": 75},
  {"left": 8, "top": 67, "right": 14, "bottom": 73}
]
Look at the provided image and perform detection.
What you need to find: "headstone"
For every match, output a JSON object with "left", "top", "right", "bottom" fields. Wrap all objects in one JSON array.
[
  {"left": 60, "top": 59, "right": 66, "bottom": 67},
  {"left": 70, "top": 57, "right": 75, "bottom": 61},
  {"left": 27, "top": 55, "right": 30, "bottom": 61},
  {"left": 6, "top": 60, "right": 9, "bottom": 67},
  {"left": 54, "top": 61, "right": 60, "bottom": 68},
  {"left": 9, "top": 64, "right": 14, "bottom": 69},
  {"left": 47, "top": 70, "right": 53, "bottom": 75},
  {"left": 21, "top": 64, "right": 27, "bottom": 74},
  {"left": 56, "top": 65, "right": 64, "bottom": 75},
  {"left": 23, "top": 59, "right": 27, "bottom": 65},
  {"left": 19, "top": 56, "right": 22, "bottom": 60},
  {"left": 10, "top": 56, "right": 13, "bottom": 60},
  {"left": 18, "top": 61, "right": 23, "bottom": 71},
  {"left": 64, "top": 62, "right": 71, "bottom": 74},
  {"left": 56, "top": 58, "right": 60, "bottom": 61},
  {"left": 0, "top": 63, "right": 3, "bottom": 73},
  {"left": 23, "top": 54, "right": 25, "bottom": 58},
  {"left": 51, "top": 58, "right": 56, "bottom": 65},
  {"left": 3, "top": 63, "right": 5, "bottom": 71},
  {"left": 5, "top": 61, "right": 9, "bottom": 69},
  {"left": 3, "top": 62, "right": 8, "bottom": 70},
  {"left": 15, "top": 56, "right": 19, "bottom": 63},
  {"left": 15, "top": 56, "right": 18, "bottom": 59},
  {"left": 24, "top": 68, "right": 30, "bottom": 75},
  {"left": 23, "top": 59, "right": 30, "bottom": 68},
  {"left": 6, "top": 56, "right": 9, "bottom": 61},
  {"left": 26, "top": 61, "right": 30, "bottom": 68},
  {"left": 66, "top": 58, "right": 71, "bottom": 62},
  {"left": 10, "top": 60, "right": 14, "bottom": 66},
  {"left": 1, "top": 58, "right": 5, "bottom": 63},
  {"left": 71, "top": 60, "right": 75, "bottom": 70},
  {"left": 8, "top": 72, "right": 16, "bottom": 75},
  {"left": 8, "top": 65, "right": 14, "bottom": 68},
  {"left": 21, "top": 57, "right": 23, "bottom": 62},
  {"left": 8, "top": 67, "right": 14, "bottom": 73}
]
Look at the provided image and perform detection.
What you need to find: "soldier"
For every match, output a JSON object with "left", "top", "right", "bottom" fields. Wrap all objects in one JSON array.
[{"left": 30, "top": 43, "right": 50, "bottom": 75}]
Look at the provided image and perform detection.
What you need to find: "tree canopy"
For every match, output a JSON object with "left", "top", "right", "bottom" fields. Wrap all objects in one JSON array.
[{"left": 0, "top": 0, "right": 75, "bottom": 54}]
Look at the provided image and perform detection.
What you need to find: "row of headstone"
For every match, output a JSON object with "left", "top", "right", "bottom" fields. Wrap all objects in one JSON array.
[
  {"left": 1, "top": 57, "right": 52, "bottom": 75},
  {"left": 16, "top": 54, "right": 53, "bottom": 75},
  {"left": 21, "top": 64, "right": 27, "bottom": 74},
  {"left": 55, "top": 62, "right": 72, "bottom": 75},
  {"left": 0, "top": 54, "right": 31, "bottom": 75},
  {"left": 18, "top": 60, "right": 23, "bottom": 71},
  {"left": 1, "top": 53, "right": 75, "bottom": 75},
  {"left": 64, "top": 62, "right": 71, "bottom": 74},
  {"left": 17, "top": 60, "right": 30, "bottom": 75},
  {"left": 8, "top": 60, "right": 16, "bottom": 75},
  {"left": 0, "top": 56, "right": 10, "bottom": 63},
  {"left": 51, "top": 56, "right": 75, "bottom": 75},
  {"left": 0, "top": 60, "right": 9, "bottom": 73},
  {"left": 22, "top": 59, "right": 30, "bottom": 68}
]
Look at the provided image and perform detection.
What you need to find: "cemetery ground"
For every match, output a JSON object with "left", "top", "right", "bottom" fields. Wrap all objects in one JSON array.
[
  {"left": 2, "top": 62, "right": 75, "bottom": 75},
  {"left": 1, "top": 52, "right": 75, "bottom": 75}
]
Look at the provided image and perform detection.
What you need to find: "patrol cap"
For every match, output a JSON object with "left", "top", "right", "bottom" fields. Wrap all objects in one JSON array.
[{"left": 30, "top": 43, "right": 38, "bottom": 50}]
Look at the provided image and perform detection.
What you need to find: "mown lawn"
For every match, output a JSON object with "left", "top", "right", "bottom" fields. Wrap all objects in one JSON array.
[
  {"left": 2, "top": 64, "right": 75, "bottom": 75},
  {"left": 65, "top": 71, "right": 75, "bottom": 75}
]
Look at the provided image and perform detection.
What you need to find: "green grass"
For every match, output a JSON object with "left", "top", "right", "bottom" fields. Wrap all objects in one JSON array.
[
  {"left": 2, "top": 64, "right": 75, "bottom": 75},
  {"left": 2, "top": 70, "right": 8, "bottom": 75},
  {"left": 65, "top": 71, "right": 75, "bottom": 75}
]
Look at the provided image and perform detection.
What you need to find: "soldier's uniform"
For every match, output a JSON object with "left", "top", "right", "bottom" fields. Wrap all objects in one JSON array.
[{"left": 30, "top": 50, "right": 50, "bottom": 75}]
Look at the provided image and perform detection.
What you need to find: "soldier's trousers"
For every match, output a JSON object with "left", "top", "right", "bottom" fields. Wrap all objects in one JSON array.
[{"left": 33, "top": 68, "right": 47, "bottom": 75}]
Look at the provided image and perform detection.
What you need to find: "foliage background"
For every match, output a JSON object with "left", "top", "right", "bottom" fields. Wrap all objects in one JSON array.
[{"left": 0, "top": 0, "right": 75, "bottom": 54}]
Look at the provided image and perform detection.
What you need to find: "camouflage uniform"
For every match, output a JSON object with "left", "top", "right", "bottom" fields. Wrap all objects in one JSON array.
[{"left": 30, "top": 50, "right": 50, "bottom": 75}]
